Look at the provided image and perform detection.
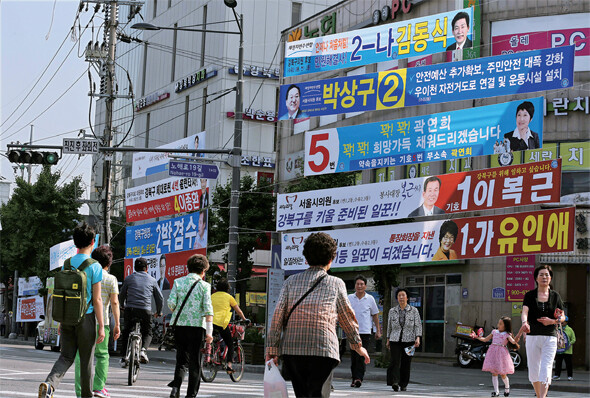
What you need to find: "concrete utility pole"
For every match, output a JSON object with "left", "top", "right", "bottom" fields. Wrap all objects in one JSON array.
[{"left": 27, "top": 125, "right": 33, "bottom": 184}]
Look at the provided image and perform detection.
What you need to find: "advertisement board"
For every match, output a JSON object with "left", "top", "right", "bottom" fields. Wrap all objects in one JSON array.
[
  {"left": 132, "top": 131, "right": 206, "bottom": 179},
  {"left": 281, "top": 207, "right": 575, "bottom": 270},
  {"left": 49, "top": 236, "right": 100, "bottom": 271},
  {"left": 284, "top": 7, "right": 474, "bottom": 77},
  {"left": 505, "top": 255, "right": 536, "bottom": 302},
  {"left": 125, "top": 210, "right": 208, "bottom": 259},
  {"left": 18, "top": 276, "right": 43, "bottom": 297},
  {"left": 123, "top": 248, "right": 206, "bottom": 286},
  {"left": 16, "top": 296, "right": 44, "bottom": 322},
  {"left": 304, "top": 97, "right": 544, "bottom": 175},
  {"left": 278, "top": 159, "right": 561, "bottom": 231},
  {"left": 125, "top": 177, "right": 208, "bottom": 222},
  {"left": 491, "top": 13, "right": 590, "bottom": 71},
  {"left": 278, "top": 46, "right": 574, "bottom": 120}
]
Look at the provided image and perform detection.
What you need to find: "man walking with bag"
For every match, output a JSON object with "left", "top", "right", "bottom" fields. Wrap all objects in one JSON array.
[
  {"left": 266, "top": 232, "right": 370, "bottom": 397},
  {"left": 39, "top": 223, "right": 104, "bottom": 398}
]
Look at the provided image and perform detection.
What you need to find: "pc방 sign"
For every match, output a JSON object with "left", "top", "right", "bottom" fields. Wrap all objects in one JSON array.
[
  {"left": 282, "top": 207, "right": 575, "bottom": 269},
  {"left": 278, "top": 159, "right": 562, "bottom": 231},
  {"left": 303, "top": 97, "right": 544, "bottom": 175},
  {"left": 278, "top": 46, "right": 575, "bottom": 120},
  {"left": 505, "top": 255, "right": 536, "bottom": 302}
]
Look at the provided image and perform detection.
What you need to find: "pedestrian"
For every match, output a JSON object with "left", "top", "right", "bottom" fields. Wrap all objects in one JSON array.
[
  {"left": 266, "top": 232, "right": 370, "bottom": 398},
  {"left": 386, "top": 288, "right": 422, "bottom": 392},
  {"left": 211, "top": 278, "right": 249, "bottom": 374},
  {"left": 0, "top": 309, "right": 6, "bottom": 336},
  {"left": 38, "top": 222, "right": 105, "bottom": 398},
  {"left": 347, "top": 275, "right": 381, "bottom": 388},
  {"left": 167, "top": 254, "right": 214, "bottom": 398},
  {"left": 73, "top": 245, "right": 120, "bottom": 398},
  {"left": 520, "top": 265, "right": 565, "bottom": 398},
  {"left": 119, "top": 257, "right": 163, "bottom": 367},
  {"left": 553, "top": 316, "right": 576, "bottom": 381},
  {"left": 472, "top": 316, "right": 522, "bottom": 397}
]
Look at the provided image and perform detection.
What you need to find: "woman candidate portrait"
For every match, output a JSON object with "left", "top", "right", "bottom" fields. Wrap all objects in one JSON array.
[
  {"left": 504, "top": 101, "right": 540, "bottom": 151},
  {"left": 432, "top": 220, "right": 459, "bottom": 261}
]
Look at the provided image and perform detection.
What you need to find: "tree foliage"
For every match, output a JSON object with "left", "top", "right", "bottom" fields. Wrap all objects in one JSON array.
[
  {"left": 0, "top": 167, "right": 84, "bottom": 283},
  {"left": 208, "top": 175, "right": 275, "bottom": 307}
]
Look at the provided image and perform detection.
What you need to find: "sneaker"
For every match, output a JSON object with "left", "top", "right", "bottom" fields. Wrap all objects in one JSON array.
[
  {"left": 38, "top": 382, "right": 54, "bottom": 398},
  {"left": 140, "top": 348, "right": 149, "bottom": 364},
  {"left": 353, "top": 379, "right": 362, "bottom": 388},
  {"left": 552, "top": 376, "right": 560, "bottom": 380},
  {"left": 93, "top": 388, "right": 110, "bottom": 398},
  {"left": 120, "top": 357, "right": 128, "bottom": 368},
  {"left": 567, "top": 377, "right": 573, "bottom": 381}
]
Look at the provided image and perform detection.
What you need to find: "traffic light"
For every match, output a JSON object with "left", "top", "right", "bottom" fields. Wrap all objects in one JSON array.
[{"left": 7, "top": 149, "right": 59, "bottom": 165}]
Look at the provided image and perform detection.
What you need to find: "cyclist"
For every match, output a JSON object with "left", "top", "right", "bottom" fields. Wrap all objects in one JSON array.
[
  {"left": 119, "top": 257, "right": 163, "bottom": 367},
  {"left": 211, "top": 278, "right": 249, "bottom": 374}
]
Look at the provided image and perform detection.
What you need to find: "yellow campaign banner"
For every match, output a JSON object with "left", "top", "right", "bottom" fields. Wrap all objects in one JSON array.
[
  {"left": 561, "top": 141, "right": 590, "bottom": 170},
  {"left": 376, "top": 69, "right": 407, "bottom": 110}
]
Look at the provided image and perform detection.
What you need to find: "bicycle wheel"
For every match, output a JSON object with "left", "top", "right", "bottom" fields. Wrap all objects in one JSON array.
[
  {"left": 229, "top": 342, "right": 245, "bottom": 382},
  {"left": 200, "top": 341, "right": 217, "bottom": 382},
  {"left": 128, "top": 337, "right": 140, "bottom": 385}
]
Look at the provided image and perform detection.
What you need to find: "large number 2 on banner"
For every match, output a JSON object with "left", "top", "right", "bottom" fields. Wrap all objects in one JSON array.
[
  {"left": 376, "top": 70, "right": 406, "bottom": 110},
  {"left": 308, "top": 133, "right": 330, "bottom": 173}
]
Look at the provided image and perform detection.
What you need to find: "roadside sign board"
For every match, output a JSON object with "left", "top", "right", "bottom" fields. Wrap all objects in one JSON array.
[
  {"left": 168, "top": 161, "right": 219, "bottom": 179},
  {"left": 63, "top": 138, "right": 100, "bottom": 154}
]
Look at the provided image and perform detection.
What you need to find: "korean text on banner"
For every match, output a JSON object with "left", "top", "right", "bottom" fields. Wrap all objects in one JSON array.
[
  {"left": 278, "top": 159, "right": 561, "bottom": 231},
  {"left": 16, "top": 296, "right": 45, "bottom": 322},
  {"left": 278, "top": 46, "right": 575, "bottom": 120},
  {"left": 282, "top": 207, "right": 575, "bottom": 270},
  {"left": 125, "top": 210, "right": 208, "bottom": 259},
  {"left": 125, "top": 177, "right": 208, "bottom": 222},
  {"left": 284, "top": 8, "right": 473, "bottom": 77},
  {"left": 304, "top": 97, "right": 544, "bottom": 175},
  {"left": 123, "top": 248, "right": 206, "bottom": 286}
]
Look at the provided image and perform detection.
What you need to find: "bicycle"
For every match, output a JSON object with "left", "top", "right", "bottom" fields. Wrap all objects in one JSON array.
[
  {"left": 126, "top": 321, "right": 142, "bottom": 386},
  {"left": 200, "top": 320, "right": 247, "bottom": 383}
]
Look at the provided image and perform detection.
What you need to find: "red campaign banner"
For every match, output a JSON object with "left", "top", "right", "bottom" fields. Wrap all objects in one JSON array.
[
  {"left": 124, "top": 248, "right": 206, "bottom": 287},
  {"left": 126, "top": 188, "right": 207, "bottom": 223},
  {"left": 437, "top": 159, "right": 562, "bottom": 214},
  {"left": 506, "top": 255, "right": 536, "bottom": 302}
]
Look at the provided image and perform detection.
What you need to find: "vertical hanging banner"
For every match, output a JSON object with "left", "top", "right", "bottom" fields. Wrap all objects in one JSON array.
[
  {"left": 278, "top": 159, "right": 561, "bottom": 231},
  {"left": 278, "top": 46, "right": 575, "bottom": 120},
  {"left": 284, "top": 7, "right": 474, "bottom": 77},
  {"left": 281, "top": 207, "right": 575, "bottom": 270},
  {"left": 304, "top": 97, "right": 544, "bottom": 175}
]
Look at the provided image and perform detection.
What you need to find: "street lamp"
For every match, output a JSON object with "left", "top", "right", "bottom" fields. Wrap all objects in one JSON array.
[{"left": 132, "top": 2, "right": 243, "bottom": 295}]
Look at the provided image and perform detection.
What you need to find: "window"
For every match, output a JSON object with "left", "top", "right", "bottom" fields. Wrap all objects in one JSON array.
[
  {"left": 184, "top": 95, "right": 190, "bottom": 138},
  {"left": 145, "top": 113, "right": 151, "bottom": 148},
  {"left": 168, "top": 0, "right": 172, "bottom": 9},
  {"left": 446, "top": 274, "right": 462, "bottom": 284},
  {"left": 171, "top": 23, "right": 178, "bottom": 82},
  {"left": 291, "top": 2, "right": 302, "bottom": 25},
  {"left": 200, "top": 5, "right": 207, "bottom": 67},
  {"left": 562, "top": 171, "right": 590, "bottom": 196},
  {"left": 153, "top": 0, "right": 157, "bottom": 19},
  {"left": 141, "top": 43, "right": 148, "bottom": 96}
]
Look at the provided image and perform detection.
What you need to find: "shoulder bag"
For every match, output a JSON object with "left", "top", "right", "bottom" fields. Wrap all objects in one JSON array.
[{"left": 166, "top": 278, "right": 201, "bottom": 340}]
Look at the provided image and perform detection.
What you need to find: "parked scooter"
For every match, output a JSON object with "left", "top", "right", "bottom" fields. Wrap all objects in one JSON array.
[{"left": 454, "top": 328, "right": 522, "bottom": 370}]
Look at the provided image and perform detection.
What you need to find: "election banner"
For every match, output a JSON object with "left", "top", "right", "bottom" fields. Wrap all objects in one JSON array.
[
  {"left": 16, "top": 296, "right": 44, "bottom": 322},
  {"left": 505, "top": 255, "right": 536, "bottom": 302},
  {"left": 49, "top": 236, "right": 100, "bottom": 271},
  {"left": 18, "top": 276, "right": 43, "bottom": 296},
  {"left": 123, "top": 248, "right": 206, "bottom": 286},
  {"left": 125, "top": 210, "right": 208, "bottom": 259},
  {"left": 284, "top": 7, "right": 474, "bottom": 77},
  {"left": 278, "top": 46, "right": 575, "bottom": 121},
  {"left": 491, "top": 13, "right": 590, "bottom": 71},
  {"left": 278, "top": 159, "right": 562, "bottom": 231},
  {"left": 304, "top": 97, "right": 544, "bottom": 175},
  {"left": 281, "top": 207, "right": 575, "bottom": 270},
  {"left": 132, "top": 131, "right": 206, "bottom": 179},
  {"left": 125, "top": 177, "right": 208, "bottom": 222}
]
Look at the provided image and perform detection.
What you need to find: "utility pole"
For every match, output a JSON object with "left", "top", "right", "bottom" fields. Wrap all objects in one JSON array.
[{"left": 27, "top": 125, "right": 33, "bottom": 184}]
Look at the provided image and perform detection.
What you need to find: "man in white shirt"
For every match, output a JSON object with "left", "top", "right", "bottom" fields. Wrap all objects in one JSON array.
[{"left": 347, "top": 275, "right": 381, "bottom": 388}]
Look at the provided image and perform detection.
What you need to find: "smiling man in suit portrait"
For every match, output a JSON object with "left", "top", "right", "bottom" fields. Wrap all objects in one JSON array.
[
  {"left": 446, "top": 11, "right": 472, "bottom": 51},
  {"left": 408, "top": 176, "right": 445, "bottom": 217}
]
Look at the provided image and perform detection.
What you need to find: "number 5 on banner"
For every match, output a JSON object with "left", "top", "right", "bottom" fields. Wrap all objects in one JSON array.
[{"left": 304, "top": 129, "right": 340, "bottom": 176}]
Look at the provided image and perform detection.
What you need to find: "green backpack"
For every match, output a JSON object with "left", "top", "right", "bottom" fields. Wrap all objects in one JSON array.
[{"left": 52, "top": 258, "right": 97, "bottom": 326}]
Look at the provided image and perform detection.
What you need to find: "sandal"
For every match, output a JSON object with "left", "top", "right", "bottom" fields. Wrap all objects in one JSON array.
[
  {"left": 504, "top": 388, "right": 510, "bottom": 397},
  {"left": 226, "top": 366, "right": 235, "bottom": 374}
]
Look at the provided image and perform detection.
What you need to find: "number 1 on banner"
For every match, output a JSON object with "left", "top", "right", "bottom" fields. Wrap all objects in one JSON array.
[
  {"left": 376, "top": 70, "right": 406, "bottom": 110},
  {"left": 304, "top": 129, "right": 340, "bottom": 176}
]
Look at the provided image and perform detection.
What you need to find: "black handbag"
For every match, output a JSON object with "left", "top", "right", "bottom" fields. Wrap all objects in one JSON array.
[{"left": 280, "top": 274, "right": 327, "bottom": 381}]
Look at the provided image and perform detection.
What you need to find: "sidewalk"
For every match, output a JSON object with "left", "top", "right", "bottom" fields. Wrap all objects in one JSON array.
[{"left": 3, "top": 336, "right": 588, "bottom": 394}]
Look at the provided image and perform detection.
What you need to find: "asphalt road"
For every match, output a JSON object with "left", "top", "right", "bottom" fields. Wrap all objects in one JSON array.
[{"left": 0, "top": 343, "right": 584, "bottom": 397}]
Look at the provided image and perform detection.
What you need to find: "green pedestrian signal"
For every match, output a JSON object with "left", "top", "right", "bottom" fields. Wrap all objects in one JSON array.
[{"left": 7, "top": 149, "right": 59, "bottom": 165}]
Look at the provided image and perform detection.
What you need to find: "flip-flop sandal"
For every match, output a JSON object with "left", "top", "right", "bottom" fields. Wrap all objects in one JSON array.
[{"left": 226, "top": 367, "right": 235, "bottom": 374}]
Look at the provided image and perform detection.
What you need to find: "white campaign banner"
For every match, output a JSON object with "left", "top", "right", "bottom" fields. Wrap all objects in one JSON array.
[
  {"left": 49, "top": 240, "right": 77, "bottom": 271},
  {"left": 18, "top": 276, "right": 43, "bottom": 297},
  {"left": 16, "top": 296, "right": 44, "bottom": 322},
  {"left": 125, "top": 176, "right": 205, "bottom": 207},
  {"left": 132, "top": 131, "right": 206, "bottom": 179}
]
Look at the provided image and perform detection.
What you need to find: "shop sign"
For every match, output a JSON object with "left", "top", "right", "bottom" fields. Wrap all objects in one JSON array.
[
  {"left": 561, "top": 141, "right": 589, "bottom": 170},
  {"left": 229, "top": 65, "right": 279, "bottom": 79},
  {"left": 175, "top": 69, "right": 216, "bottom": 93},
  {"left": 492, "top": 287, "right": 505, "bottom": 300},
  {"left": 226, "top": 109, "right": 277, "bottom": 123},
  {"left": 288, "top": 12, "right": 336, "bottom": 42},
  {"left": 505, "top": 255, "right": 536, "bottom": 302},
  {"left": 241, "top": 155, "right": 275, "bottom": 168},
  {"left": 544, "top": 96, "right": 589, "bottom": 116},
  {"left": 136, "top": 90, "right": 170, "bottom": 111}
]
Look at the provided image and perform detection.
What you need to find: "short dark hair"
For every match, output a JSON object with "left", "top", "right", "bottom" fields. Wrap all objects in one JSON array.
[
  {"left": 92, "top": 245, "right": 113, "bottom": 269},
  {"left": 452, "top": 11, "right": 470, "bottom": 29},
  {"left": 187, "top": 253, "right": 209, "bottom": 274},
  {"left": 302, "top": 232, "right": 337, "bottom": 267},
  {"left": 199, "top": 210, "right": 208, "bottom": 228},
  {"left": 160, "top": 254, "right": 166, "bottom": 265},
  {"left": 396, "top": 288, "right": 410, "bottom": 299},
  {"left": 439, "top": 220, "right": 459, "bottom": 244},
  {"left": 533, "top": 264, "right": 553, "bottom": 286},
  {"left": 516, "top": 101, "right": 535, "bottom": 119},
  {"left": 354, "top": 275, "right": 367, "bottom": 285},
  {"left": 216, "top": 278, "right": 230, "bottom": 293},
  {"left": 134, "top": 257, "right": 148, "bottom": 272},
  {"left": 73, "top": 222, "right": 95, "bottom": 249},
  {"left": 423, "top": 176, "right": 442, "bottom": 192},
  {"left": 285, "top": 84, "right": 301, "bottom": 100}
]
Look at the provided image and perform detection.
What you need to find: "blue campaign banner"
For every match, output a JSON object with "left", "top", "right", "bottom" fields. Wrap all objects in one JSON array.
[
  {"left": 125, "top": 211, "right": 208, "bottom": 259},
  {"left": 278, "top": 46, "right": 574, "bottom": 121},
  {"left": 304, "top": 97, "right": 544, "bottom": 175},
  {"left": 284, "top": 8, "right": 473, "bottom": 77}
]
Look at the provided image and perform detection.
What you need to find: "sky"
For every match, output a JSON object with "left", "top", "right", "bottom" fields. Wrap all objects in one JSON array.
[{"left": 1, "top": 0, "right": 99, "bottom": 214}]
